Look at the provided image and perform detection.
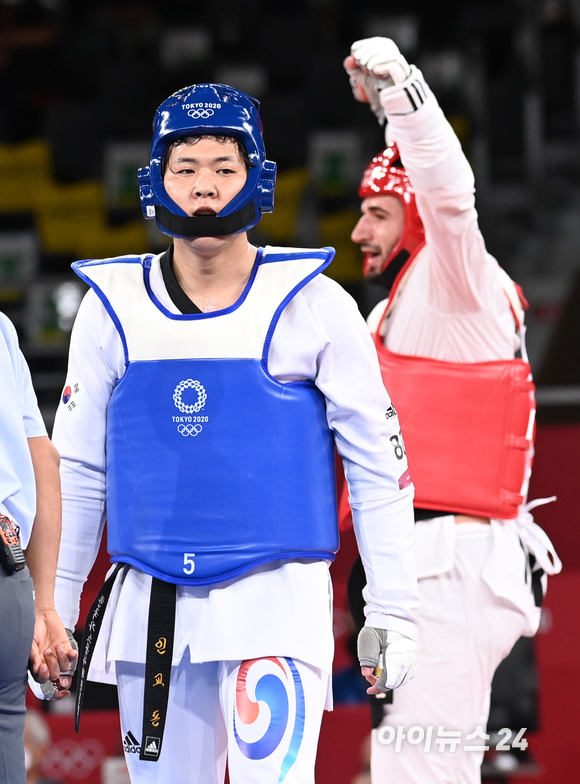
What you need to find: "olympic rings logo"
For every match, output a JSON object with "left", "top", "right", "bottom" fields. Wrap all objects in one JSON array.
[
  {"left": 41, "top": 738, "right": 104, "bottom": 780},
  {"left": 173, "top": 379, "right": 207, "bottom": 414},
  {"left": 178, "top": 423, "right": 203, "bottom": 437},
  {"left": 187, "top": 108, "right": 215, "bottom": 119}
]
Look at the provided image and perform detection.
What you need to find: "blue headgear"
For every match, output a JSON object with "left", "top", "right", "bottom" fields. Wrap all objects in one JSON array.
[{"left": 137, "top": 83, "right": 277, "bottom": 238}]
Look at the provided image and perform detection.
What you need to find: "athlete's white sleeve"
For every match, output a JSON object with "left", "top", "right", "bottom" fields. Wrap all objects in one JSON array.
[
  {"left": 379, "top": 71, "right": 508, "bottom": 318},
  {"left": 369, "top": 72, "right": 519, "bottom": 363},
  {"left": 275, "top": 276, "right": 419, "bottom": 640},
  {"left": 52, "top": 290, "right": 123, "bottom": 629}
]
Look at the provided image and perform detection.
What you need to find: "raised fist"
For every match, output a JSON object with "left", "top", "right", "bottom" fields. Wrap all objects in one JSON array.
[
  {"left": 349, "top": 37, "right": 411, "bottom": 87},
  {"left": 344, "top": 37, "right": 412, "bottom": 121}
]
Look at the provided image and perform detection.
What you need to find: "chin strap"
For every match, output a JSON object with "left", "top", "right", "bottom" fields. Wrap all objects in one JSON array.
[{"left": 155, "top": 203, "right": 256, "bottom": 237}]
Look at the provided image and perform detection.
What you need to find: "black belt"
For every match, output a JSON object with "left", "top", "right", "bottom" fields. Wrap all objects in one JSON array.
[
  {"left": 75, "top": 563, "right": 124, "bottom": 732},
  {"left": 76, "top": 568, "right": 177, "bottom": 762},
  {"left": 139, "top": 577, "right": 176, "bottom": 761}
]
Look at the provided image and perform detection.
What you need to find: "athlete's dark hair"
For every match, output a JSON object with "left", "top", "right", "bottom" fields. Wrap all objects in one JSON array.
[{"left": 161, "top": 135, "right": 251, "bottom": 175}]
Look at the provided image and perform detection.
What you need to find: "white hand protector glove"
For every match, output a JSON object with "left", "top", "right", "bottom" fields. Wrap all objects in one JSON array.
[
  {"left": 345, "top": 37, "right": 412, "bottom": 122},
  {"left": 358, "top": 627, "right": 418, "bottom": 690},
  {"left": 352, "top": 37, "right": 412, "bottom": 86}
]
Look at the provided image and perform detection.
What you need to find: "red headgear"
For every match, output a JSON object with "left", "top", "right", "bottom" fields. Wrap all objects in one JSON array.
[{"left": 358, "top": 143, "right": 425, "bottom": 277}]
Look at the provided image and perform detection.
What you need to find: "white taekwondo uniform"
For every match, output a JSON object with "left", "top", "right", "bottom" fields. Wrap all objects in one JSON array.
[{"left": 52, "top": 247, "right": 419, "bottom": 784}]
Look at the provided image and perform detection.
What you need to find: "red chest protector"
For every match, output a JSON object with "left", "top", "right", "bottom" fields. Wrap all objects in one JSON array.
[{"left": 339, "top": 255, "right": 536, "bottom": 525}]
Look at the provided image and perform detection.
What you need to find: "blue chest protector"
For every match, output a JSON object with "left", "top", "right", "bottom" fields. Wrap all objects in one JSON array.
[{"left": 74, "top": 248, "right": 339, "bottom": 585}]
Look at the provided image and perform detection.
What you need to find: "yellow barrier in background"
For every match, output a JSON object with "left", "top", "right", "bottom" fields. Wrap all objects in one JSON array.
[
  {"left": 0, "top": 140, "right": 52, "bottom": 212},
  {"left": 0, "top": 145, "right": 362, "bottom": 278},
  {"left": 260, "top": 168, "right": 309, "bottom": 244}
]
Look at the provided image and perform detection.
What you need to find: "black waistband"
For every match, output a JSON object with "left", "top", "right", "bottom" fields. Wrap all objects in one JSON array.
[{"left": 413, "top": 508, "right": 455, "bottom": 522}]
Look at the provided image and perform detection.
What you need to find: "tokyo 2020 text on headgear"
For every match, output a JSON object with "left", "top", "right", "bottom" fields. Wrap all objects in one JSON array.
[
  {"left": 138, "top": 83, "right": 277, "bottom": 238},
  {"left": 359, "top": 143, "right": 425, "bottom": 282}
]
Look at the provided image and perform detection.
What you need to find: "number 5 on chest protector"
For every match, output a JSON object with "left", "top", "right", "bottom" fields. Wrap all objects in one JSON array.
[{"left": 183, "top": 553, "right": 195, "bottom": 574}]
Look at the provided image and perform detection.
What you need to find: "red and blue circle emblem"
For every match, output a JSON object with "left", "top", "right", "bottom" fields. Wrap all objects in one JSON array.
[{"left": 234, "top": 657, "right": 305, "bottom": 781}]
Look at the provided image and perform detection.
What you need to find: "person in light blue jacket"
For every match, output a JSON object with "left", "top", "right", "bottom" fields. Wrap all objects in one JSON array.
[{"left": 0, "top": 311, "right": 76, "bottom": 784}]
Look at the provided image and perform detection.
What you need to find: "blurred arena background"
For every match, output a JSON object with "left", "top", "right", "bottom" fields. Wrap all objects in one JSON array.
[{"left": 3, "top": 0, "right": 578, "bottom": 782}]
